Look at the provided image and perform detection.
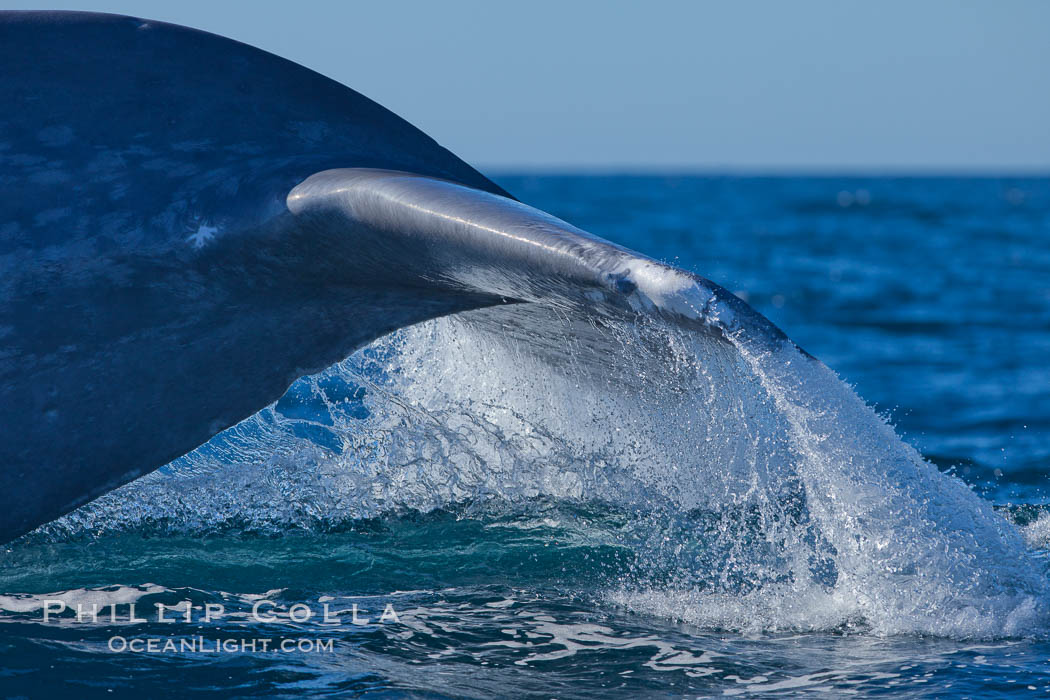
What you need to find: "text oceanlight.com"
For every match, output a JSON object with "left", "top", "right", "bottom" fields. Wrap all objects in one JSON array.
[{"left": 108, "top": 636, "right": 336, "bottom": 654}]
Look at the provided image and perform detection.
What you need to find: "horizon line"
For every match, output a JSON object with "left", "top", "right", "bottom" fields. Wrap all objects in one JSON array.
[{"left": 478, "top": 164, "right": 1050, "bottom": 177}]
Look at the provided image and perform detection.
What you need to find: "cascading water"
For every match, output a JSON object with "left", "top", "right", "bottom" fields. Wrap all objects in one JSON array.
[
  {"left": 6, "top": 174, "right": 1050, "bottom": 697},
  {"left": 39, "top": 293, "right": 1049, "bottom": 639}
]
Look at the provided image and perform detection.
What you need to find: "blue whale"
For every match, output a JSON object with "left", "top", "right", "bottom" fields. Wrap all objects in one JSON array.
[{"left": 0, "top": 11, "right": 788, "bottom": 542}]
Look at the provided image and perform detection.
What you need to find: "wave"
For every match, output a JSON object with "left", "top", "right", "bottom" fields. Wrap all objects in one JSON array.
[
  {"left": 38, "top": 284, "right": 1050, "bottom": 638},
  {"left": 5, "top": 9, "right": 1046, "bottom": 646}
]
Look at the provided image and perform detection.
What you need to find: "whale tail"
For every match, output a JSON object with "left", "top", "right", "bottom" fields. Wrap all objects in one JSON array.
[
  {"left": 0, "top": 11, "right": 770, "bottom": 542},
  {"left": 3, "top": 13, "right": 1043, "bottom": 643}
]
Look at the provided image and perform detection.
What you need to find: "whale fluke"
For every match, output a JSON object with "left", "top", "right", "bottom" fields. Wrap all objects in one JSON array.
[{"left": 0, "top": 11, "right": 787, "bottom": 543}]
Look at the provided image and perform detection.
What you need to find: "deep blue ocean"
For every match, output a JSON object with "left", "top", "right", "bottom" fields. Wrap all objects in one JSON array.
[{"left": 2, "top": 175, "right": 1049, "bottom": 698}]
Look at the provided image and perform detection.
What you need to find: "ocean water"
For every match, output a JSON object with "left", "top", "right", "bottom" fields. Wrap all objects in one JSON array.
[{"left": 2, "top": 175, "right": 1050, "bottom": 698}]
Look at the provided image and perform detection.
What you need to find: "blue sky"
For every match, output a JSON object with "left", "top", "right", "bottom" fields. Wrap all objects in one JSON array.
[{"left": 13, "top": 1, "right": 1050, "bottom": 171}]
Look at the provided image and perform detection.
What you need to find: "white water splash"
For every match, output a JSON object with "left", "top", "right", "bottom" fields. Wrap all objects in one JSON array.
[{"left": 41, "top": 298, "right": 1050, "bottom": 638}]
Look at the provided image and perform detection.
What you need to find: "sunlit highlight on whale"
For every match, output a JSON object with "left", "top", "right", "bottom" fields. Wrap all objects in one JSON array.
[{"left": 1, "top": 10, "right": 1045, "bottom": 638}]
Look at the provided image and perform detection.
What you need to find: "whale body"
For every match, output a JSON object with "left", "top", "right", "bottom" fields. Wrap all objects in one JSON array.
[{"left": 0, "top": 11, "right": 790, "bottom": 543}]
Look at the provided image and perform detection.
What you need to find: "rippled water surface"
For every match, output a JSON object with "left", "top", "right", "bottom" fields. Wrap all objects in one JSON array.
[{"left": 3, "top": 175, "right": 1050, "bottom": 697}]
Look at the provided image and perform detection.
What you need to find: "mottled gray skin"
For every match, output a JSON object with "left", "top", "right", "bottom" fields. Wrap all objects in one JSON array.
[
  {"left": 0, "top": 11, "right": 509, "bottom": 542},
  {"left": 0, "top": 12, "right": 793, "bottom": 544}
]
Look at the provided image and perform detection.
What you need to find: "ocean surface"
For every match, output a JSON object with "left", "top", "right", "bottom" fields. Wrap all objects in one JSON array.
[{"left": 2, "top": 174, "right": 1049, "bottom": 698}]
